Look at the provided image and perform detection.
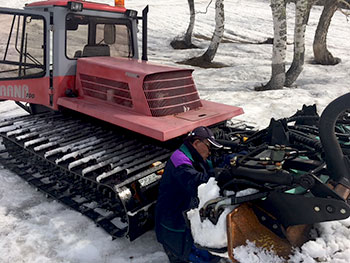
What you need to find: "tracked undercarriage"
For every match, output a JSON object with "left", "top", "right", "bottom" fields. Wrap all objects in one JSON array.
[{"left": 0, "top": 112, "right": 177, "bottom": 240}]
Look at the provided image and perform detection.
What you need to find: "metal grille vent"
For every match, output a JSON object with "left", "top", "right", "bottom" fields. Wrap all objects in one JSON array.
[
  {"left": 80, "top": 73, "right": 133, "bottom": 108},
  {"left": 143, "top": 71, "right": 202, "bottom": 117}
]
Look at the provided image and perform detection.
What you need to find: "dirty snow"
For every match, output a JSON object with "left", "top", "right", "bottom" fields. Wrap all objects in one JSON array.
[
  {"left": 187, "top": 178, "right": 231, "bottom": 249},
  {"left": 1, "top": 0, "right": 350, "bottom": 262},
  {"left": 187, "top": 179, "right": 260, "bottom": 250}
]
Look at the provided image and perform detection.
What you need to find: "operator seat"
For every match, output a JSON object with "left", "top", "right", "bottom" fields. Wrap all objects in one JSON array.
[{"left": 82, "top": 44, "right": 110, "bottom": 57}]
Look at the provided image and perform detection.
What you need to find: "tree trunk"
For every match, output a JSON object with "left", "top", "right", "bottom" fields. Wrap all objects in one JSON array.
[
  {"left": 170, "top": 0, "right": 197, "bottom": 49},
  {"left": 285, "top": 0, "right": 308, "bottom": 87},
  {"left": 313, "top": 0, "right": 340, "bottom": 65},
  {"left": 303, "top": 0, "right": 316, "bottom": 25},
  {"left": 256, "top": 0, "right": 287, "bottom": 91},
  {"left": 201, "top": 0, "right": 225, "bottom": 62},
  {"left": 184, "top": 0, "right": 195, "bottom": 46}
]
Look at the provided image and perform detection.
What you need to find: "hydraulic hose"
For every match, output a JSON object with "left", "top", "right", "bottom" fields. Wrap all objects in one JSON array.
[
  {"left": 289, "top": 130, "right": 323, "bottom": 152},
  {"left": 286, "top": 115, "right": 319, "bottom": 123},
  {"left": 319, "top": 93, "right": 350, "bottom": 187},
  {"left": 230, "top": 166, "right": 295, "bottom": 186}
]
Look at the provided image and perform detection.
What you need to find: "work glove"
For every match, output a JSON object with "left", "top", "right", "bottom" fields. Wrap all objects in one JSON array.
[{"left": 214, "top": 167, "right": 233, "bottom": 189}]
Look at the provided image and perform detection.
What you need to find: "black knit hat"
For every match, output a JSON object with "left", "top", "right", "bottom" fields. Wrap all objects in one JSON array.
[{"left": 189, "top": 126, "right": 223, "bottom": 148}]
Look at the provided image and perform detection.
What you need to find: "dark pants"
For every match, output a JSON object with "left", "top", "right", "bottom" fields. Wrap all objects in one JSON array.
[
  {"left": 156, "top": 224, "right": 193, "bottom": 262},
  {"left": 163, "top": 244, "right": 223, "bottom": 263},
  {"left": 157, "top": 223, "right": 221, "bottom": 263},
  {"left": 163, "top": 245, "right": 189, "bottom": 263}
]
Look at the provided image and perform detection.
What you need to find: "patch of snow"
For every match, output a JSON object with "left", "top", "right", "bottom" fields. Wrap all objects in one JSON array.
[
  {"left": 187, "top": 178, "right": 231, "bottom": 248},
  {"left": 1, "top": 0, "right": 350, "bottom": 262}
]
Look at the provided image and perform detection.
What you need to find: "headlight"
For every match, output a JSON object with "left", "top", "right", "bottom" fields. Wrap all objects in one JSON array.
[{"left": 67, "top": 2, "right": 83, "bottom": 12}]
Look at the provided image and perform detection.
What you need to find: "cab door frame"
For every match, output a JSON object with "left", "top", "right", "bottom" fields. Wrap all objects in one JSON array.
[{"left": 0, "top": 7, "right": 51, "bottom": 109}]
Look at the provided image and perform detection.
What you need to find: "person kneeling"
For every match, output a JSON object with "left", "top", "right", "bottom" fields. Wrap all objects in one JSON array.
[{"left": 155, "top": 126, "right": 223, "bottom": 263}]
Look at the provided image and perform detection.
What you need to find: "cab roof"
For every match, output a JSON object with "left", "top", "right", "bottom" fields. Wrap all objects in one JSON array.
[{"left": 26, "top": 0, "right": 127, "bottom": 13}]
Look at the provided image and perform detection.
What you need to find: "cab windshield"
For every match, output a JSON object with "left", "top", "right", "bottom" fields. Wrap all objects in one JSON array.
[{"left": 66, "top": 13, "right": 133, "bottom": 59}]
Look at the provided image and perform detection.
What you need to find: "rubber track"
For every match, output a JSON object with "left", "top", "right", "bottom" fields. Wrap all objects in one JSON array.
[{"left": 0, "top": 112, "right": 173, "bottom": 240}]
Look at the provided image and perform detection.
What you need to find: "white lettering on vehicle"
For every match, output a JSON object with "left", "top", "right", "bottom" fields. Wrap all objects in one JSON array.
[{"left": 0, "top": 84, "right": 34, "bottom": 99}]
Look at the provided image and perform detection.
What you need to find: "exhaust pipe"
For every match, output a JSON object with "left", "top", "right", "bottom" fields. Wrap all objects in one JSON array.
[
  {"left": 319, "top": 93, "right": 350, "bottom": 188},
  {"left": 142, "top": 6, "right": 149, "bottom": 61}
]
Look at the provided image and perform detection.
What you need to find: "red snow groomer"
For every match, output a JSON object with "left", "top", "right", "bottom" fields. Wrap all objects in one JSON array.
[
  {"left": 0, "top": 0, "right": 242, "bottom": 241},
  {"left": 0, "top": 1, "right": 349, "bottom": 261}
]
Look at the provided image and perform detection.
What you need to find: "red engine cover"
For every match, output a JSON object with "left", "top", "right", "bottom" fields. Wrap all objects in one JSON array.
[{"left": 57, "top": 57, "right": 243, "bottom": 141}]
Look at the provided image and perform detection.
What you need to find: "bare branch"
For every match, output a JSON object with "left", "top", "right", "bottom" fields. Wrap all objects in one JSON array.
[
  {"left": 195, "top": 0, "right": 213, "bottom": 15},
  {"left": 338, "top": 8, "right": 350, "bottom": 20},
  {"left": 337, "top": 0, "right": 350, "bottom": 9},
  {"left": 337, "top": 0, "right": 350, "bottom": 20}
]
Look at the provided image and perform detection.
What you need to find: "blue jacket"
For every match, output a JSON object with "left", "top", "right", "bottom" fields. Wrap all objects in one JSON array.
[{"left": 155, "top": 141, "right": 213, "bottom": 260}]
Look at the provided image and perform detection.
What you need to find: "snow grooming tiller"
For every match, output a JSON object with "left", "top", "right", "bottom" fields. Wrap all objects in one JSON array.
[{"left": 199, "top": 93, "right": 350, "bottom": 261}]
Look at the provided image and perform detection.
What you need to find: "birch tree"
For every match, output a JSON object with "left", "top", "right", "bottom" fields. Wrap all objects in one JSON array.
[
  {"left": 256, "top": 0, "right": 287, "bottom": 91},
  {"left": 313, "top": 0, "right": 341, "bottom": 65},
  {"left": 201, "top": 0, "right": 225, "bottom": 62},
  {"left": 256, "top": 0, "right": 309, "bottom": 91},
  {"left": 182, "top": 0, "right": 225, "bottom": 67},
  {"left": 170, "top": 0, "right": 197, "bottom": 49},
  {"left": 285, "top": 0, "right": 308, "bottom": 86}
]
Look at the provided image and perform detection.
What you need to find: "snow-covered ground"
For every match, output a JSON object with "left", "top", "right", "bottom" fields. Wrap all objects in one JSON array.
[{"left": 1, "top": 0, "right": 350, "bottom": 262}]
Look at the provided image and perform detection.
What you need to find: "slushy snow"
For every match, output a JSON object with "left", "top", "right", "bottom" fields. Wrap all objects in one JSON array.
[{"left": 1, "top": 0, "right": 350, "bottom": 262}]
